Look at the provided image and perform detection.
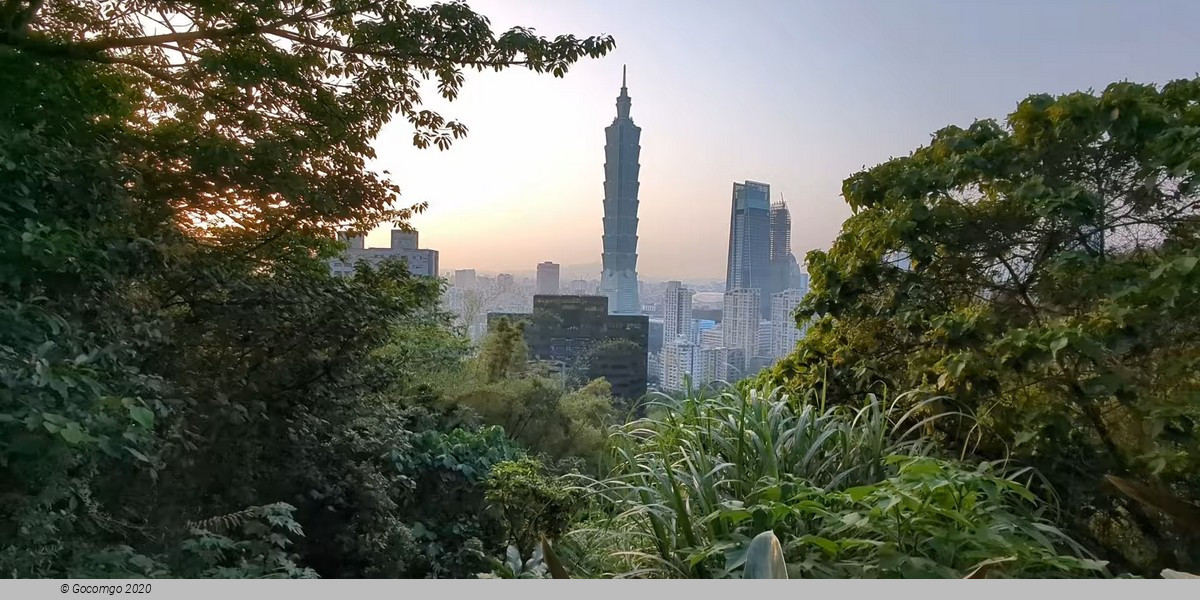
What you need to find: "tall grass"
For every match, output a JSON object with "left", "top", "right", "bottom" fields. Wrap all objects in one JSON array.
[{"left": 562, "top": 384, "right": 1105, "bottom": 578}]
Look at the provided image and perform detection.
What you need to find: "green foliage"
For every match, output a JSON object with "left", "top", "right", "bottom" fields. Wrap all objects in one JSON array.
[
  {"left": 558, "top": 379, "right": 620, "bottom": 456},
  {"left": 274, "top": 391, "right": 525, "bottom": 578},
  {"left": 179, "top": 504, "right": 317, "bottom": 579},
  {"left": 2, "top": 0, "right": 615, "bottom": 237},
  {"left": 764, "top": 78, "right": 1200, "bottom": 575},
  {"left": 1, "top": 0, "right": 612, "bottom": 580},
  {"left": 477, "top": 317, "right": 528, "bottom": 383},
  {"left": 448, "top": 376, "right": 616, "bottom": 464},
  {"left": 772, "top": 457, "right": 1106, "bottom": 578},
  {"left": 372, "top": 423, "right": 527, "bottom": 578},
  {"left": 479, "top": 544, "right": 551, "bottom": 579},
  {"left": 567, "top": 385, "right": 1100, "bottom": 578},
  {"left": 485, "top": 459, "right": 581, "bottom": 557},
  {"left": 43, "top": 503, "right": 316, "bottom": 579},
  {"left": 443, "top": 324, "right": 618, "bottom": 463}
]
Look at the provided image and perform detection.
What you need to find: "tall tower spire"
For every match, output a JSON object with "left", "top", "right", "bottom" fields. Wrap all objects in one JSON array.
[
  {"left": 615, "top": 64, "right": 632, "bottom": 120},
  {"left": 601, "top": 66, "right": 642, "bottom": 315}
]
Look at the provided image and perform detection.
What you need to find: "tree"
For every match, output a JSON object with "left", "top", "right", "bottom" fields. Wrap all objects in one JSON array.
[
  {"left": 455, "top": 284, "right": 506, "bottom": 341},
  {"left": 765, "top": 79, "right": 1200, "bottom": 574},
  {"left": 477, "top": 317, "right": 528, "bottom": 383},
  {"left": 1, "top": 0, "right": 615, "bottom": 242},
  {"left": 485, "top": 458, "right": 579, "bottom": 559},
  {"left": 1, "top": 0, "right": 614, "bottom": 577},
  {"left": 446, "top": 323, "right": 616, "bottom": 464}
]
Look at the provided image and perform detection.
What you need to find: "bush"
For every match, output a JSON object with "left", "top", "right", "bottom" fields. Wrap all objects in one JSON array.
[{"left": 566, "top": 385, "right": 1104, "bottom": 578}]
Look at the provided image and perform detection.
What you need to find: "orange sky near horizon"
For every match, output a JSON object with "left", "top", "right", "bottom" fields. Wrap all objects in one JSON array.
[{"left": 362, "top": 0, "right": 1200, "bottom": 280}]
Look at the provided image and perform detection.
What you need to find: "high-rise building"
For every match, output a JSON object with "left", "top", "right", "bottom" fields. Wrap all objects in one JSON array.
[
  {"left": 695, "top": 347, "right": 746, "bottom": 385},
  {"left": 757, "top": 319, "right": 773, "bottom": 359},
  {"left": 391, "top": 229, "right": 419, "bottom": 250},
  {"left": 769, "top": 199, "right": 795, "bottom": 303},
  {"left": 496, "top": 273, "right": 515, "bottom": 292},
  {"left": 790, "top": 268, "right": 809, "bottom": 293},
  {"left": 331, "top": 229, "right": 438, "bottom": 277},
  {"left": 769, "top": 200, "right": 791, "bottom": 263},
  {"left": 342, "top": 232, "right": 365, "bottom": 250},
  {"left": 486, "top": 295, "right": 648, "bottom": 399},
  {"left": 536, "top": 261, "right": 560, "bottom": 295},
  {"left": 661, "top": 336, "right": 696, "bottom": 393},
  {"left": 600, "top": 66, "right": 642, "bottom": 315},
  {"left": 700, "top": 325, "right": 723, "bottom": 350},
  {"left": 770, "top": 288, "right": 808, "bottom": 359},
  {"left": 726, "top": 181, "right": 772, "bottom": 314},
  {"left": 454, "top": 269, "right": 477, "bottom": 289},
  {"left": 722, "top": 289, "right": 761, "bottom": 361},
  {"left": 647, "top": 318, "right": 665, "bottom": 354},
  {"left": 662, "top": 281, "right": 694, "bottom": 346}
]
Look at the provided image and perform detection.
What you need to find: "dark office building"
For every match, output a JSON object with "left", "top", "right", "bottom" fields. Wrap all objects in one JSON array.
[
  {"left": 648, "top": 318, "right": 664, "bottom": 354},
  {"left": 486, "top": 295, "right": 648, "bottom": 399}
]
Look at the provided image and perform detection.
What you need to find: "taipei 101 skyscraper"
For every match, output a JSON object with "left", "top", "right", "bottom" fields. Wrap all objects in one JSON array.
[{"left": 599, "top": 66, "right": 642, "bottom": 314}]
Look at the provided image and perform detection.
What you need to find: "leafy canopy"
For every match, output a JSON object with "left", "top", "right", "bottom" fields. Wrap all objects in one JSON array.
[
  {"left": 765, "top": 78, "right": 1200, "bottom": 575},
  {"left": 1, "top": 0, "right": 614, "bottom": 579},
  {"left": 1, "top": 0, "right": 615, "bottom": 241}
]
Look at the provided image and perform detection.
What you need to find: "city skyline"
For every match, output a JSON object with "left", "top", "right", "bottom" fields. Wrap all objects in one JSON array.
[{"left": 362, "top": 0, "right": 1200, "bottom": 279}]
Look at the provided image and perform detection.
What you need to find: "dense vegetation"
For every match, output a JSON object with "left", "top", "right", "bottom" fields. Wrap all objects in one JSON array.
[
  {"left": 2, "top": 0, "right": 1198, "bottom": 580},
  {"left": 0, "top": 0, "right": 613, "bottom": 578},
  {"left": 562, "top": 388, "right": 1105, "bottom": 578},
  {"left": 761, "top": 79, "right": 1200, "bottom": 576}
]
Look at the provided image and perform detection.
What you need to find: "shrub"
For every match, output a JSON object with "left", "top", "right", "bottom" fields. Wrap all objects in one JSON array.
[{"left": 566, "top": 385, "right": 1105, "bottom": 578}]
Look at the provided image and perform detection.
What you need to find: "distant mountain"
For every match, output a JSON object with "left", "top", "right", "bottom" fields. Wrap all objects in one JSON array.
[
  {"left": 445, "top": 262, "right": 726, "bottom": 285},
  {"left": 446, "top": 262, "right": 602, "bottom": 280},
  {"left": 557, "top": 262, "right": 603, "bottom": 280}
]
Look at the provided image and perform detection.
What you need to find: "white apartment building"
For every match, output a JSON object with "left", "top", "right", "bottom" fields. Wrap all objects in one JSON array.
[
  {"left": 722, "top": 288, "right": 761, "bottom": 360},
  {"left": 331, "top": 230, "right": 439, "bottom": 278},
  {"left": 758, "top": 319, "right": 773, "bottom": 359},
  {"left": 695, "top": 346, "right": 746, "bottom": 385},
  {"left": 647, "top": 352, "right": 662, "bottom": 387},
  {"left": 661, "top": 336, "right": 697, "bottom": 393},
  {"left": 663, "top": 281, "right": 695, "bottom": 345},
  {"left": 700, "top": 325, "right": 723, "bottom": 349},
  {"left": 770, "top": 288, "right": 808, "bottom": 358}
]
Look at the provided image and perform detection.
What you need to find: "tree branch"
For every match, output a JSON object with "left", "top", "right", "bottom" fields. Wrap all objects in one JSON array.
[
  {"left": 78, "top": 10, "right": 324, "bottom": 51},
  {"left": 10, "top": 0, "right": 41, "bottom": 36},
  {"left": 262, "top": 26, "right": 533, "bottom": 69}
]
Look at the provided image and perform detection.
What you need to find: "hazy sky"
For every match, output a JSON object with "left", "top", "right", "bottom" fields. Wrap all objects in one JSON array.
[{"left": 366, "top": 0, "right": 1200, "bottom": 280}]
